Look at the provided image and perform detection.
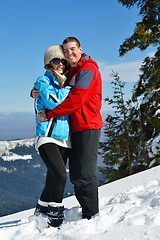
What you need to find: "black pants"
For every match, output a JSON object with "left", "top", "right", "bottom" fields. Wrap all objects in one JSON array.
[
  {"left": 38, "top": 143, "right": 70, "bottom": 203},
  {"left": 69, "top": 129, "right": 101, "bottom": 218}
]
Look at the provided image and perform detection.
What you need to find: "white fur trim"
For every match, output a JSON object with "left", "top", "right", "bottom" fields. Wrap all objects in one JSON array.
[
  {"left": 38, "top": 199, "right": 48, "bottom": 207},
  {"left": 35, "top": 136, "right": 71, "bottom": 149},
  {"left": 49, "top": 202, "right": 64, "bottom": 207}
]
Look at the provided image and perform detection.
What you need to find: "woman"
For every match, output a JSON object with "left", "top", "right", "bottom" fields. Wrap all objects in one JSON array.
[{"left": 34, "top": 44, "right": 71, "bottom": 228}]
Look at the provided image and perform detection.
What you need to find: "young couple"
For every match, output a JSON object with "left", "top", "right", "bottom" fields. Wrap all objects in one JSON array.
[{"left": 31, "top": 37, "right": 103, "bottom": 228}]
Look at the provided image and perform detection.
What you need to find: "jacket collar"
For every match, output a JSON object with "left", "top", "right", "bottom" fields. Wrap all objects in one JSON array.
[{"left": 68, "top": 53, "right": 90, "bottom": 79}]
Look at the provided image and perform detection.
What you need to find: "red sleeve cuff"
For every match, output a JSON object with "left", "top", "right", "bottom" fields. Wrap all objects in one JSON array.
[{"left": 46, "top": 110, "right": 53, "bottom": 120}]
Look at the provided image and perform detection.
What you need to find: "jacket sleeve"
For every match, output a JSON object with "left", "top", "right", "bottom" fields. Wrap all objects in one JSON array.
[
  {"left": 47, "top": 64, "right": 97, "bottom": 119},
  {"left": 36, "top": 76, "right": 71, "bottom": 110}
]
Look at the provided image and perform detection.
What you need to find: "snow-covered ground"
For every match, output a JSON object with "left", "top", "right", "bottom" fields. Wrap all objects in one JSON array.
[{"left": 1, "top": 165, "right": 160, "bottom": 239}]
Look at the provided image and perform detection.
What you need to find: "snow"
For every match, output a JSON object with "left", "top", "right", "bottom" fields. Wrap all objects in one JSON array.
[
  {"left": 140, "top": 88, "right": 160, "bottom": 105},
  {"left": 1, "top": 166, "right": 160, "bottom": 239},
  {"left": 2, "top": 153, "right": 32, "bottom": 161},
  {"left": 0, "top": 139, "right": 34, "bottom": 161},
  {"left": 149, "top": 134, "right": 160, "bottom": 157}
]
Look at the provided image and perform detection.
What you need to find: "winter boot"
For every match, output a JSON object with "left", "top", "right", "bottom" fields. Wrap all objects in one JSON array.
[
  {"left": 34, "top": 200, "right": 48, "bottom": 216},
  {"left": 47, "top": 203, "right": 64, "bottom": 228}
]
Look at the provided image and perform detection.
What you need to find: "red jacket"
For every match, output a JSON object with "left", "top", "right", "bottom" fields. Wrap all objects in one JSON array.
[{"left": 47, "top": 54, "right": 103, "bottom": 132}]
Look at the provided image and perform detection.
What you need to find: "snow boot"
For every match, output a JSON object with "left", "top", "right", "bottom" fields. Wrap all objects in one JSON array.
[
  {"left": 34, "top": 200, "right": 48, "bottom": 216},
  {"left": 47, "top": 204, "right": 64, "bottom": 228}
]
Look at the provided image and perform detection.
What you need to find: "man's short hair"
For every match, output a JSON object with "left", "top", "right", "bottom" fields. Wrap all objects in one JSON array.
[{"left": 63, "top": 37, "right": 81, "bottom": 47}]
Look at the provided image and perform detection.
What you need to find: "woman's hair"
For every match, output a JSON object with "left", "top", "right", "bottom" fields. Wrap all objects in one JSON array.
[{"left": 63, "top": 37, "right": 81, "bottom": 47}]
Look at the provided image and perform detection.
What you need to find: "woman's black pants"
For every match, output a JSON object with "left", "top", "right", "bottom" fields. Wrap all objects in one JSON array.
[{"left": 38, "top": 143, "right": 70, "bottom": 203}]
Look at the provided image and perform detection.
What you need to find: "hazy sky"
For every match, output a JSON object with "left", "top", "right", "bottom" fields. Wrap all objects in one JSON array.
[{"left": 0, "top": 0, "right": 155, "bottom": 113}]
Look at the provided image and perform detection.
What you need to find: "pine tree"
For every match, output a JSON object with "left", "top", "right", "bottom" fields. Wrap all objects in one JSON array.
[
  {"left": 118, "top": 0, "right": 160, "bottom": 166},
  {"left": 118, "top": 0, "right": 160, "bottom": 56},
  {"left": 99, "top": 72, "right": 144, "bottom": 183},
  {"left": 132, "top": 48, "right": 160, "bottom": 166},
  {"left": 100, "top": 0, "right": 160, "bottom": 182}
]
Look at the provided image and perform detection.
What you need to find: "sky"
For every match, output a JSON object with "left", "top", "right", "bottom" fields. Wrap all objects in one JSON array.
[
  {"left": 1, "top": 165, "right": 160, "bottom": 239},
  {"left": 0, "top": 0, "right": 156, "bottom": 113}
]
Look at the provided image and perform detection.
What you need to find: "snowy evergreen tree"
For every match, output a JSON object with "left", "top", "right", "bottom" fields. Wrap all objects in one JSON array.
[
  {"left": 99, "top": 72, "right": 145, "bottom": 183},
  {"left": 100, "top": 0, "right": 159, "bottom": 182},
  {"left": 118, "top": 0, "right": 160, "bottom": 55},
  {"left": 119, "top": 0, "right": 160, "bottom": 165},
  {"left": 132, "top": 48, "right": 160, "bottom": 166}
]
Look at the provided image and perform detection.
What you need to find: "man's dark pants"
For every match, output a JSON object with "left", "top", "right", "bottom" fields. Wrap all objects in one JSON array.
[{"left": 69, "top": 129, "right": 101, "bottom": 219}]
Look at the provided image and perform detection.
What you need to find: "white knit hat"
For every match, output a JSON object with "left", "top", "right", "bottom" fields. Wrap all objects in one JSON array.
[{"left": 44, "top": 45, "right": 65, "bottom": 67}]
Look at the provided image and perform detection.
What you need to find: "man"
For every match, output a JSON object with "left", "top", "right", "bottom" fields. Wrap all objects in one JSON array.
[{"left": 37, "top": 37, "right": 103, "bottom": 219}]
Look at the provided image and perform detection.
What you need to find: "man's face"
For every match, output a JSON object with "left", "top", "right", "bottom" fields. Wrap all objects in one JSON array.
[{"left": 63, "top": 41, "right": 82, "bottom": 67}]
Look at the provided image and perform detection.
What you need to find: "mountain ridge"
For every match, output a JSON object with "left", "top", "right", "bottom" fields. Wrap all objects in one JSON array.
[{"left": 0, "top": 138, "right": 104, "bottom": 217}]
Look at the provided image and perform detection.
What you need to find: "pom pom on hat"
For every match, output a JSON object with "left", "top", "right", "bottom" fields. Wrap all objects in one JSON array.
[{"left": 44, "top": 45, "right": 65, "bottom": 67}]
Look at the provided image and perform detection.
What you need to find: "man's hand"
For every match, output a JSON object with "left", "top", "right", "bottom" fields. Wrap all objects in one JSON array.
[
  {"left": 38, "top": 110, "right": 48, "bottom": 122},
  {"left": 31, "top": 89, "right": 40, "bottom": 99}
]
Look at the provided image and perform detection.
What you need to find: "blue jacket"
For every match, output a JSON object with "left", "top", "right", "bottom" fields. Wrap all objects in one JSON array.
[{"left": 35, "top": 71, "right": 71, "bottom": 140}]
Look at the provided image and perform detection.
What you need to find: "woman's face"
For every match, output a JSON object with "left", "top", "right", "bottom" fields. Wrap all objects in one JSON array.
[{"left": 50, "top": 58, "right": 67, "bottom": 74}]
